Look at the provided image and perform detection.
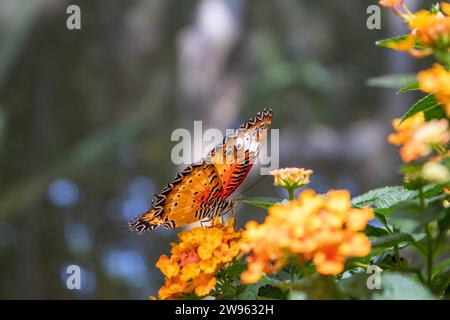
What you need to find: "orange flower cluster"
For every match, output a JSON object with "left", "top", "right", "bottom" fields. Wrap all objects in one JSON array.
[
  {"left": 388, "top": 112, "right": 450, "bottom": 162},
  {"left": 270, "top": 167, "right": 313, "bottom": 190},
  {"left": 418, "top": 63, "right": 450, "bottom": 117},
  {"left": 380, "top": 1, "right": 450, "bottom": 57},
  {"left": 240, "top": 189, "right": 373, "bottom": 283},
  {"left": 153, "top": 218, "right": 241, "bottom": 299}
]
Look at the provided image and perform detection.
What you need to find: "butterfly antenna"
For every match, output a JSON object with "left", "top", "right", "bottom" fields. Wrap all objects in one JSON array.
[{"left": 234, "top": 174, "right": 269, "bottom": 199}]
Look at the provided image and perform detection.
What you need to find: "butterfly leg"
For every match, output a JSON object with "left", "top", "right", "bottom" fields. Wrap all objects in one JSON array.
[{"left": 200, "top": 218, "right": 215, "bottom": 229}]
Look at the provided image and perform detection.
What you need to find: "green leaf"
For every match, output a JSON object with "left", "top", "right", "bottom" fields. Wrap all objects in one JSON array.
[
  {"left": 222, "top": 260, "right": 247, "bottom": 279},
  {"left": 400, "top": 94, "right": 441, "bottom": 123},
  {"left": 235, "top": 275, "right": 276, "bottom": 300},
  {"left": 366, "top": 73, "right": 417, "bottom": 89},
  {"left": 438, "top": 210, "right": 450, "bottom": 233},
  {"left": 352, "top": 186, "right": 417, "bottom": 210},
  {"left": 338, "top": 273, "right": 372, "bottom": 299},
  {"left": 376, "top": 35, "right": 409, "bottom": 48},
  {"left": 235, "top": 284, "right": 259, "bottom": 300},
  {"left": 431, "top": 3, "right": 441, "bottom": 14},
  {"left": 424, "top": 104, "right": 446, "bottom": 120},
  {"left": 396, "top": 81, "right": 419, "bottom": 94},
  {"left": 390, "top": 200, "right": 447, "bottom": 233},
  {"left": 373, "top": 272, "right": 436, "bottom": 300},
  {"left": 370, "top": 232, "right": 424, "bottom": 248},
  {"left": 364, "top": 224, "right": 390, "bottom": 237},
  {"left": 422, "top": 184, "right": 444, "bottom": 198},
  {"left": 433, "top": 258, "right": 450, "bottom": 278},
  {"left": 352, "top": 184, "right": 442, "bottom": 212},
  {"left": 374, "top": 212, "right": 391, "bottom": 230},
  {"left": 236, "top": 197, "right": 285, "bottom": 209},
  {"left": 340, "top": 272, "right": 436, "bottom": 300}
]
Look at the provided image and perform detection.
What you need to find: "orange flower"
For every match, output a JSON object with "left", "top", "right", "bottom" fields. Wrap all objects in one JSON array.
[
  {"left": 381, "top": 2, "right": 450, "bottom": 56},
  {"left": 387, "top": 112, "right": 449, "bottom": 162},
  {"left": 153, "top": 218, "right": 241, "bottom": 299},
  {"left": 407, "top": 10, "right": 450, "bottom": 47},
  {"left": 442, "top": 2, "right": 450, "bottom": 16},
  {"left": 418, "top": 64, "right": 450, "bottom": 117},
  {"left": 270, "top": 167, "right": 313, "bottom": 190},
  {"left": 240, "top": 189, "right": 373, "bottom": 282},
  {"left": 379, "top": 0, "right": 403, "bottom": 8},
  {"left": 388, "top": 112, "right": 426, "bottom": 146}
]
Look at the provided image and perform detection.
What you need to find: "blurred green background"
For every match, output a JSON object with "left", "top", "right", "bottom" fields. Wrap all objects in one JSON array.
[{"left": 0, "top": 0, "right": 435, "bottom": 299}]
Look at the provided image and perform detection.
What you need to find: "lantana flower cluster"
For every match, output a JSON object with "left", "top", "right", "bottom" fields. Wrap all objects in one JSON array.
[
  {"left": 388, "top": 111, "right": 450, "bottom": 164},
  {"left": 239, "top": 189, "right": 374, "bottom": 283},
  {"left": 418, "top": 63, "right": 450, "bottom": 117},
  {"left": 270, "top": 167, "right": 313, "bottom": 190},
  {"left": 153, "top": 218, "right": 241, "bottom": 299},
  {"left": 380, "top": 1, "right": 450, "bottom": 58},
  {"left": 383, "top": 1, "right": 450, "bottom": 186}
]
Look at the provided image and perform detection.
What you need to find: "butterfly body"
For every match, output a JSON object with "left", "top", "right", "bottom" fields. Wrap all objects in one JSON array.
[{"left": 128, "top": 108, "right": 272, "bottom": 234}]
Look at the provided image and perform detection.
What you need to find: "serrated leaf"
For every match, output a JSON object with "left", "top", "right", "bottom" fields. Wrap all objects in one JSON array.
[
  {"left": 236, "top": 197, "right": 285, "bottom": 209},
  {"left": 396, "top": 81, "right": 419, "bottom": 94},
  {"left": 373, "top": 272, "right": 436, "bottom": 300},
  {"left": 223, "top": 260, "right": 247, "bottom": 279},
  {"left": 400, "top": 94, "right": 441, "bottom": 123},
  {"left": 235, "top": 284, "right": 259, "bottom": 300},
  {"left": 352, "top": 185, "right": 440, "bottom": 212},
  {"left": 235, "top": 275, "right": 276, "bottom": 300},
  {"left": 352, "top": 186, "right": 417, "bottom": 210},
  {"left": 366, "top": 73, "right": 417, "bottom": 89}
]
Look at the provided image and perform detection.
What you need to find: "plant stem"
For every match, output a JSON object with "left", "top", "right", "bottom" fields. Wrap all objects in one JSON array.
[
  {"left": 418, "top": 187, "right": 425, "bottom": 210},
  {"left": 352, "top": 261, "right": 370, "bottom": 269},
  {"left": 426, "top": 224, "right": 434, "bottom": 286},
  {"left": 394, "top": 244, "right": 402, "bottom": 270},
  {"left": 288, "top": 188, "right": 294, "bottom": 201},
  {"left": 419, "top": 186, "right": 433, "bottom": 286}
]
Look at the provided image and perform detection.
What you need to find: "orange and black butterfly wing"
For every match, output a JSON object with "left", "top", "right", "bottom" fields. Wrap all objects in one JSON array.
[
  {"left": 128, "top": 161, "right": 227, "bottom": 234},
  {"left": 128, "top": 108, "right": 272, "bottom": 234},
  {"left": 208, "top": 108, "right": 272, "bottom": 198}
]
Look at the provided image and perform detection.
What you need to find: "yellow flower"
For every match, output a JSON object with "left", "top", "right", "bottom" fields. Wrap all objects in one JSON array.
[
  {"left": 240, "top": 189, "right": 373, "bottom": 283},
  {"left": 153, "top": 218, "right": 241, "bottom": 299},
  {"left": 270, "top": 167, "right": 313, "bottom": 190},
  {"left": 418, "top": 64, "right": 450, "bottom": 117}
]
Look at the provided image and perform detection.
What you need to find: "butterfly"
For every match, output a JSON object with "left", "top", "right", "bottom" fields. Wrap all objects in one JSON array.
[{"left": 128, "top": 108, "right": 272, "bottom": 234}]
